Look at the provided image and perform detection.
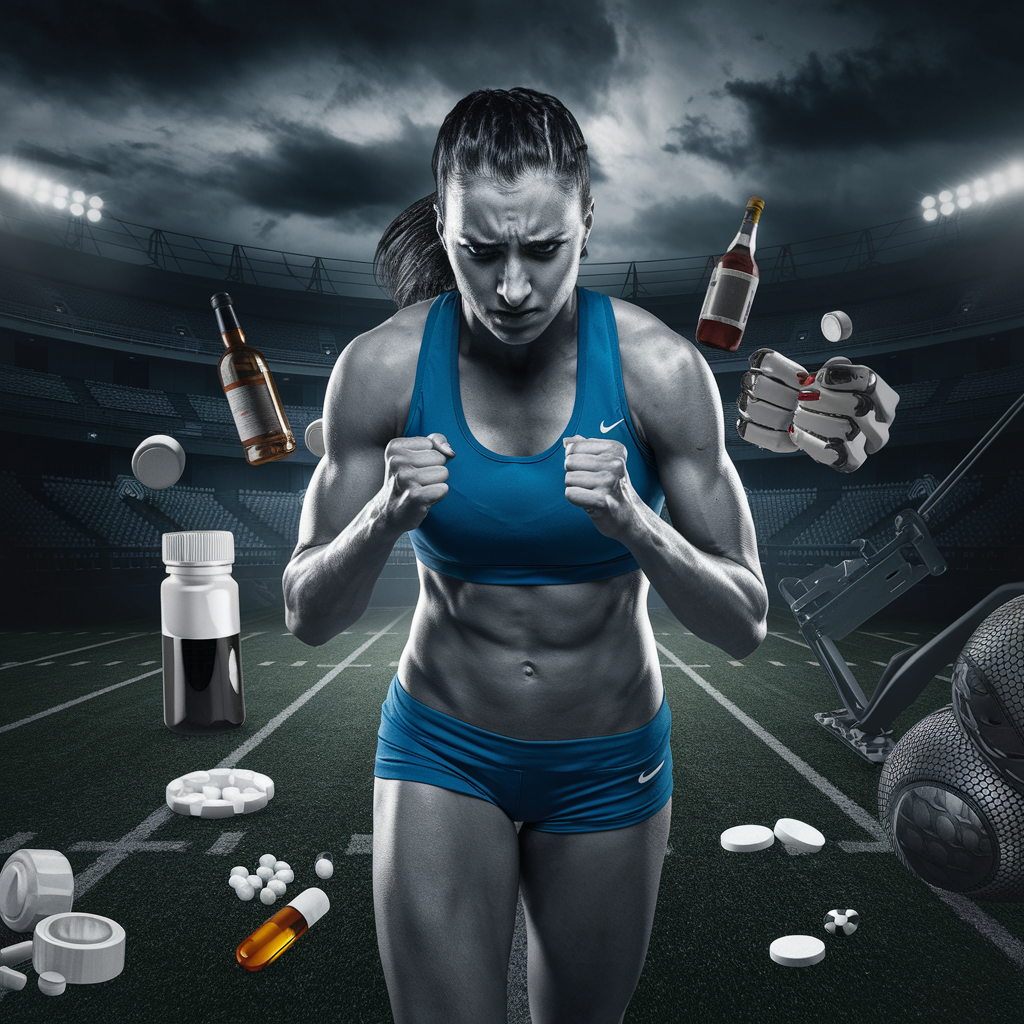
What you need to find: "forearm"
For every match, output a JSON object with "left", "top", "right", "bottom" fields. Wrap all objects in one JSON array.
[
  {"left": 617, "top": 501, "right": 768, "bottom": 658},
  {"left": 283, "top": 489, "right": 404, "bottom": 646}
]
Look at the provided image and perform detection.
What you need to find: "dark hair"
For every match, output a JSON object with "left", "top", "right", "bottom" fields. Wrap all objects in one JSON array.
[{"left": 374, "top": 87, "right": 592, "bottom": 308}]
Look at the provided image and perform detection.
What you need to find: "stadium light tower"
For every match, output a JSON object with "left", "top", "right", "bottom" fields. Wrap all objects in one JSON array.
[
  {"left": 920, "top": 160, "right": 1024, "bottom": 220},
  {"left": 0, "top": 160, "right": 105, "bottom": 222}
]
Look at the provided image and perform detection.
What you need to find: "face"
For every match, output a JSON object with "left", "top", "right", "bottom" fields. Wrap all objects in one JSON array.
[{"left": 435, "top": 169, "right": 594, "bottom": 346}]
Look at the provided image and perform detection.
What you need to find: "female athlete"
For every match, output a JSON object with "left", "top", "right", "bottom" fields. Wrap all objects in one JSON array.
[{"left": 283, "top": 87, "right": 768, "bottom": 1024}]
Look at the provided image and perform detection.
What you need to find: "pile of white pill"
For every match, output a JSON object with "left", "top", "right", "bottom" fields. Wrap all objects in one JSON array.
[
  {"left": 166, "top": 769, "right": 275, "bottom": 818},
  {"left": 229, "top": 854, "right": 295, "bottom": 905}
]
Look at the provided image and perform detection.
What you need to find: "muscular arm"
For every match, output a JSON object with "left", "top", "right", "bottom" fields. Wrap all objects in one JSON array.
[
  {"left": 282, "top": 305, "right": 450, "bottom": 646},
  {"left": 567, "top": 308, "right": 768, "bottom": 658}
]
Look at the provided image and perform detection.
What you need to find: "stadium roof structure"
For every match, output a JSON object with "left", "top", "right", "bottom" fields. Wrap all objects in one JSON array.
[{"left": 0, "top": 190, "right": 1016, "bottom": 302}]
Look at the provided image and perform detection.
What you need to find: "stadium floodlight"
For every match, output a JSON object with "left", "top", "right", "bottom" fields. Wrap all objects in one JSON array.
[
  {"left": 69, "top": 202, "right": 84, "bottom": 216},
  {"left": 922, "top": 195, "right": 936, "bottom": 209},
  {"left": 958, "top": 195, "right": 973, "bottom": 209},
  {"left": 923, "top": 208, "right": 938, "bottom": 221},
  {"left": 938, "top": 189, "right": 953, "bottom": 203},
  {"left": 0, "top": 167, "right": 16, "bottom": 189},
  {"left": 940, "top": 201, "right": 956, "bottom": 215},
  {"left": 53, "top": 196, "right": 66, "bottom": 210},
  {"left": 976, "top": 189, "right": 990, "bottom": 202},
  {"left": 86, "top": 208, "right": 102, "bottom": 223},
  {"left": 956, "top": 183, "right": 970, "bottom": 196},
  {"left": 88, "top": 195, "right": 103, "bottom": 209},
  {"left": 55, "top": 184, "right": 68, "bottom": 198},
  {"left": 71, "top": 190, "right": 85, "bottom": 203},
  {"left": 17, "top": 174, "right": 33, "bottom": 195}
]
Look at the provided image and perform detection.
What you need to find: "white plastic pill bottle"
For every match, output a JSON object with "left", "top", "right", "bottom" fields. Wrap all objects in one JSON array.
[{"left": 161, "top": 530, "right": 245, "bottom": 735}]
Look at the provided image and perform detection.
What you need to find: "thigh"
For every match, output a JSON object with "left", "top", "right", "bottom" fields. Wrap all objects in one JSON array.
[
  {"left": 372, "top": 777, "right": 521, "bottom": 1024},
  {"left": 518, "top": 799, "right": 672, "bottom": 1024}
]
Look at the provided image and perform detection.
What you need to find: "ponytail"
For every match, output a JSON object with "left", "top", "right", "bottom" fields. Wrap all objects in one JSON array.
[{"left": 373, "top": 193, "right": 455, "bottom": 308}]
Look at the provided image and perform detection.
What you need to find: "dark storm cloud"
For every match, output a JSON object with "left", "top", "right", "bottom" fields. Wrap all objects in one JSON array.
[
  {"left": 0, "top": 0, "right": 619, "bottom": 110},
  {"left": 12, "top": 143, "right": 113, "bottom": 176},
  {"left": 222, "top": 119, "right": 437, "bottom": 222},
  {"left": 665, "top": 1, "right": 1024, "bottom": 166}
]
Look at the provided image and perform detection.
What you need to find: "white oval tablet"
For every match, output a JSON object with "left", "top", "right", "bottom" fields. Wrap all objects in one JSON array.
[
  {"left": 305, "top": 418, "right": 325, "bottom": 457},
  {"left": 820, "top": 310, "right": 853, "bottom": 343},
  {"left": 720, "top": 824, "right": 775, "bottom": 852},
  {"left": 132, "top": 434, "right": 185, "bottom": 489},
  {"left": 770, "top": 934, "right": 825, "bottom": 967},
  {"left": 38, "top": 970, "right": 66, "bottom": 996},
  {"left": 773, "top": 818, "right": 825, "bottom": 853}
]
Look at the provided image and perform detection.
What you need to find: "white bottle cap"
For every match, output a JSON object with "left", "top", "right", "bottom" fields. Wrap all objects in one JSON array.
[
  {"left": 287, "top": 887, "right": 330, "bottom": 929},
  {"left": 162, "top": 530, "right": 235, "bottom": 567}
]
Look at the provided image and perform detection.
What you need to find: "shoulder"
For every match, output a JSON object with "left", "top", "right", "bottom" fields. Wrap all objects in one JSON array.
[
  {"left": 325, "top": 297, "right": 436, "bottom": 444},
  {"left": 606, "top": 296, "right": 722, "bottom": 450}
]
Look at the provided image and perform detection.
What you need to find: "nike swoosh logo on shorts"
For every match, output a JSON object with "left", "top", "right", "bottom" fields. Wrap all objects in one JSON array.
[
  {"left": 600, "top": 418, "right": 625, "bottom": 433},
  {"left": 638, "top": 761, "right": 665, "bottom": 784}
]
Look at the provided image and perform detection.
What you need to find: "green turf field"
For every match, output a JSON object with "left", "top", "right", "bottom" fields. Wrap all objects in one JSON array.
[{"left": 2, "top": 605, "right": 1023, "bottom": 1023}]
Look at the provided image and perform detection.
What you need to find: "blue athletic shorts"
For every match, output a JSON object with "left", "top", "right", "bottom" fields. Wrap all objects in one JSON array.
[{"left": 374, "top": 675, "right": 672, "bottom": 833}]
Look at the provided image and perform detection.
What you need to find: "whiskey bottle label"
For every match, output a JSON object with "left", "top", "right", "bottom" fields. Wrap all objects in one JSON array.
[
  {"left": 224, "top": 377, "right": 281, "bottom": 444},
  {"left": 699, "top": 266, "right": 758, "bottom": 330}
]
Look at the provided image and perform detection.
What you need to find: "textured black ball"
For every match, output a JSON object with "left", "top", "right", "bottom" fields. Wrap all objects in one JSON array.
[
  {"left": 879, "top": 705, "right": 1024, "bottom": 901},
  {"left": 951, "top": 595, "right": 1024, "bottom": 796}
]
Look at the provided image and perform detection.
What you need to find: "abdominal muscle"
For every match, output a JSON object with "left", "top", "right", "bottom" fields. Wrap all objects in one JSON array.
[{"left": 396, "top": 565, "right": 665, "bottom": 740}]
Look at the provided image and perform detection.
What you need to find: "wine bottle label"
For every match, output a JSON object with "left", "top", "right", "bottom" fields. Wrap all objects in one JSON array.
[
  {"left": 698, "top": 266, "right": 758, "bottom": 330},
  {"left": 224, "top": 377, "right": 282, "bottom": 444}
]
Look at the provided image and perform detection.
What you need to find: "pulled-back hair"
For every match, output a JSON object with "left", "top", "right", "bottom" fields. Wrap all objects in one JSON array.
[{"left": 374, "top": 87, "right": 592, "bottom": 308}]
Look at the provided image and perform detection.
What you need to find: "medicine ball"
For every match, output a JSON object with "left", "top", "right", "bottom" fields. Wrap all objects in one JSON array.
[
  {"left": 878, "top": 705, "right": 1024, "bottom": 901},
  {"left": 951, "top": 595, "right": 1024, "bottom": 796}
]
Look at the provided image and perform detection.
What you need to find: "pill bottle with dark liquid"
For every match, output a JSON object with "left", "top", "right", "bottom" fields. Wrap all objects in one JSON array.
[
  {"left": 212, "top": 292, "right": 296, "bottom": 465},
  {"left": 695, "top": 196, "right": 764, "bottom": 352},
  {"left": 161, "top": 530, "right": 245, "bottom": 735}
]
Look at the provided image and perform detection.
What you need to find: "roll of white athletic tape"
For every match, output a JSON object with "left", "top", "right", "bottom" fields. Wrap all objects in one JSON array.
[
  {"left": 0, "top": 850, "right": 74, "bottom": 933},
  {"left": 32, "top": 913, "right": 126, "bottom": 985}
]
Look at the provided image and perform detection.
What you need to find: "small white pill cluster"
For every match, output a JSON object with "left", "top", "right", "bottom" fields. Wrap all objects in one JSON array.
[
  {"left": 229, "top": 854, "right": 295, "bottom": 905},
  {"left": 166, "top": 769, "right": 275, "bottom": 818}
]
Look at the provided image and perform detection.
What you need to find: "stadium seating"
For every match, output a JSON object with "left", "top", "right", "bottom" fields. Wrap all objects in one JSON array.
[
  {"left": 793, "top": 482, "right": 914, "bottom": 546},
  {"left": 239, "top": 490, "right": 304, "bottom": 545},
  {"left": 41, "top": 477, "right": 160, "bottom": 547},
  {"left": 86, "top": 380, "right": 180, "bottom": 417},
  {"left": 0, "top": 365, "right": 79, "bottom": 403},
  {"left": 142, "top": 484, "right": 265, "bottom": 548},
  {"left": 0, "top": 472, "right": 96, "bottom": 548},
  {"left": 934, "top": 472, "right": 1024, "bottom": 548},
  {"left": 744, "top": 487, "right": 817, "bottom": 542}
]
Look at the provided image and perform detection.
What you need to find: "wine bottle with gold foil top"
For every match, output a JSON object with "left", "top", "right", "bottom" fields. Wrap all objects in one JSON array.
[
  {"left": 212, "top": 292, "right": 296, "bottom": 465},
  {"left": 695, "top": 197, "right": 764, "bottom": 352}
]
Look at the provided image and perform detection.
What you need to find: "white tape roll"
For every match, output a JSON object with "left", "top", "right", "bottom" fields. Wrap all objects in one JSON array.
[
  {"left": 0, "top": 850, "right": 74, "bottom": 932},
  {"left": 33, "top": 913, "right": 126, "bottom": 985}
]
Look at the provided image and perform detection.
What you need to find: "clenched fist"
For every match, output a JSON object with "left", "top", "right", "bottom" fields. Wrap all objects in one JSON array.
[
  {"left": 563, "top": 435, "right": 635, "bottom": 538},
  {"left": 382, "top": 433, "right": 455, "bottom": 532}
]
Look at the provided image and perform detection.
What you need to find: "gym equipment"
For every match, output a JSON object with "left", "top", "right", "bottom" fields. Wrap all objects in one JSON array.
[
  {"left": 779, "top": 386, "right": 1024, "bottom": 762},
  {"left": 879, "top": 705, "right": 1024, "bottom": 901}
]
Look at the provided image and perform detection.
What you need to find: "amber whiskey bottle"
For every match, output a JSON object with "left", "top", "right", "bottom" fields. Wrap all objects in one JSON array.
[
  {"left": 212, "top": 292, "right": 296, "bottom": 464},
  {"left": 695, "top": 197, "right": 764, "bottom": 352}
]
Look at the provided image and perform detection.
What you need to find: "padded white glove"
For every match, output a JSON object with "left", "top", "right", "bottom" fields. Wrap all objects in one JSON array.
[{"left": 737, "top": 349, "right": 900, "bottom": 472}]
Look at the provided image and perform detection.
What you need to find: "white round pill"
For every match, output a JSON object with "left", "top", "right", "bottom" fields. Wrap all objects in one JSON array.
[
  {"left": 315, "top": 853, "right": 334, "bottom": 879},
  {"left": 236, "top": 882, "right": 255, "bottom": 901},
  {"left": 229, "top": 875, "right": 246, "bottom": 890},
  {"left": 230, "top": 865, "right": 249, "bottom": 878},
  {"left": 256, "top": 866, "right": 274, "bottom": 881},
  {"left": 268, "top": 879, "right": 287, "bottom": 896},
  {"left": 132, "top": 434, "right": 185, "bottom": 489},
  {"left": 247, "top": 874, "right": 263, "bottom": 891},
  {"left": 259, "top": 854, "right": 277, "bottom": 868},
  {"left": 273, "top": 868, "right": 294, "bottom": 884},
  {"left": 273, "top": 861, "right": 290, "bottom": 873},
  {"left": 38, "top": 971, "right": 66, "bottom": 997},
  {"left": 260, "top": 887, "right": 277, "bottom": 905},
  {"left": 202, "top": 786, "right": 222, "bottom": 801},
  {"left": 305, "top": 418, "right": 325, "bottom": 457}
]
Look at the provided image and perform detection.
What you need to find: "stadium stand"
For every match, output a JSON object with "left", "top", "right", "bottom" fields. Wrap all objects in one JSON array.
[
  {"left": 143, "top": 484, "right": 265, "bottom": 548},
  {"left": 948, "top": 364, "right": 1024, "bottom": 402},
  {"left": 744, "top": 487, "right": 817, "bottom": 542},
  {"left": 792, "top": 482, "right": 914, "bottom": 546},
  {"left": 239, "top": 489, "right": 304, "bottom": 545},
  {"left": 41, "top": 476, "right": 161, "bottom": 548},
  {"left": 188, "top": 393, "right": 234, "bottom": 423},
  {"left": 86, "top": 380, "right": 180, "bottom": 417},
  {"left": 0, "top": 472, "right": 96, "bottom": 547},
  {"left": 0, "top": 364, "right": 79, "bottom": 403},
  {"left": 934, "top": 471, "right": 1024, "bottom": 549}
]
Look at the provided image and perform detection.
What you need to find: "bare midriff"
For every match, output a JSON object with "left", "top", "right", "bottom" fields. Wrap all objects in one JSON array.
[{"left": 397, "top": 565, "right": 664, "bottom": 740}]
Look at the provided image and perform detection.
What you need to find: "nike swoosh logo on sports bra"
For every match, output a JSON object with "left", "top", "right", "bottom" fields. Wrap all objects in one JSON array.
[
  {"left": 637, "top": 760, "right": 665, "bottom": 784},
  {"left": 600, "top": 418, "right": 625, "bottom": 433}
]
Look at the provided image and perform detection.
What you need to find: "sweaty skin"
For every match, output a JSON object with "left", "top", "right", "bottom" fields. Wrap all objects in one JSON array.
[{"left": 283, "top": 172, "right": 768, "bottom": 740}]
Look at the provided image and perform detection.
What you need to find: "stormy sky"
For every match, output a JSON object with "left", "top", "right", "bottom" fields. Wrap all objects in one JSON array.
[{"left": 1, "top": 0, "right": 1021, "bottom": 266}]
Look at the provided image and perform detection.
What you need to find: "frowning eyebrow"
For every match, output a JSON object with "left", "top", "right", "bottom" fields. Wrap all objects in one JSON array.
[{"left": 458, "top": 234, "right": 570, "bottom": 246}]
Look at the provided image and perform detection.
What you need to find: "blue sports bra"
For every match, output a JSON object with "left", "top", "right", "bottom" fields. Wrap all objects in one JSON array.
[{"left": 404, "top": 287, "right": 665, "bottom": 584}]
